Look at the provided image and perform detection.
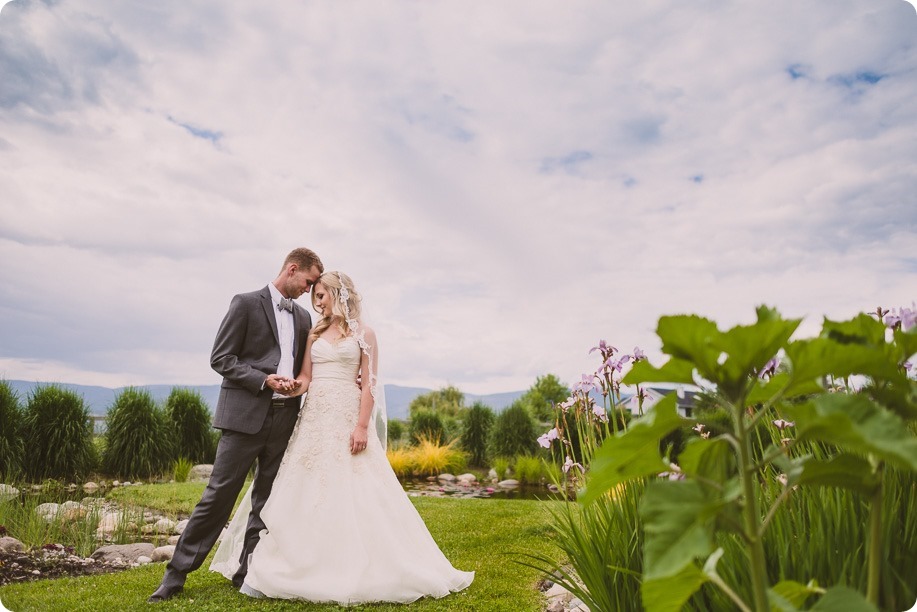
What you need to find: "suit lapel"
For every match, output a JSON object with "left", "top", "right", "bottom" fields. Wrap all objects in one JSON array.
[{"left": 260, "top": 287, "right": 280, "bottom": 345}]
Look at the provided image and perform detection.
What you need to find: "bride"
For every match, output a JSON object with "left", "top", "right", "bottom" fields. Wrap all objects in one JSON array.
[{"left": 210, "top": 271, "right": 474, "bottom": 604}]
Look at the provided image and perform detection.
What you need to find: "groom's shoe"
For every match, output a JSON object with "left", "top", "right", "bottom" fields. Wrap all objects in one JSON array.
[{"left": 147, "top": 583, "right": 184, "bottom": 603}]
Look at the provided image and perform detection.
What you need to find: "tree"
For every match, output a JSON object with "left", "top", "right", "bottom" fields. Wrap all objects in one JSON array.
[
  {"left": 408, "top": 385, "right": 466, "bottom": 418},
  {"left": 519, "top": 374, "right": 570, "bottom": 422},
  {"left": 460, "top": 402, "right": 496, "bottom": 467}
]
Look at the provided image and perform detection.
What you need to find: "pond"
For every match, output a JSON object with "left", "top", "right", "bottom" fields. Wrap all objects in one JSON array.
[{"left": 398, "top": 478, "right": 558, "bottom": 501}]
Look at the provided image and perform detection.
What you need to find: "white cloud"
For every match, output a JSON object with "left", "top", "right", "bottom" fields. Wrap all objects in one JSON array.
[{"left": 1, "top": 0, "right": 915, "bottom": 395}]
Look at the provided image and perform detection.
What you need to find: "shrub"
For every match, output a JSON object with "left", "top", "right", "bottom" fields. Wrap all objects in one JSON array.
[
  {"left": 0, "top": 380, "right": 24, "bottom": 479},
  {"left": 102, "top": 387, "right": 174, "bottom": 480},
  {"left": 492, "top": 456, "right": 511, "bottom": 480},
  {"left": 387, "top": 419, "right": 406, "bottom": 445},
  {"left": 21, "top": 385, "right": 96, "bottom": 482},
  {"left": 409, "top": 408, "right": 445, "bottom": 445},
  {"left": 164, "top": 387, "right": 214, "bottom": 463},
  {"left": 460, "top": 402, "right": 495, "bottom": 467},
  {"left": 489, "top": 402, "right": 539, "bottom": 458}
]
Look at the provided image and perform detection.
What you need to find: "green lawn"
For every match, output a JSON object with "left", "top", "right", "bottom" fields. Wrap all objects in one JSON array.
[{"left": 0, "top": 483, "right": 565, "bottom": 611}]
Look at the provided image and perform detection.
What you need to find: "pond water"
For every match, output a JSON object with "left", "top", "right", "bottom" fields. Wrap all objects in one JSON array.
[{"left": 398, "top": 479, "right": 557, "bottom": 501}]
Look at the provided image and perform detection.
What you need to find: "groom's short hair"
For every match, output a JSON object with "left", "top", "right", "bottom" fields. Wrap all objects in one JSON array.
[{"left": 283, "top": 248, "right": 324, "bottom": 274}]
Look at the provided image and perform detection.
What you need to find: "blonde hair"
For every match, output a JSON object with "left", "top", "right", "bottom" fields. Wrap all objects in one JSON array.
[{"left": 310, "top": 271, "right": 362, "bottom": 339}]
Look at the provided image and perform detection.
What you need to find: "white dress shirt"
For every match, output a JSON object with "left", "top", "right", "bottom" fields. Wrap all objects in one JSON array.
[{"left": 268, "top": 283, "right": 296, "bottom": 399}]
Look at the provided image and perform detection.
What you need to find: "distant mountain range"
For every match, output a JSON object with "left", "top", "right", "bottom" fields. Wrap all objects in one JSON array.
[{"left": 5, "top": 380, "right": 525, "bottom": 422}]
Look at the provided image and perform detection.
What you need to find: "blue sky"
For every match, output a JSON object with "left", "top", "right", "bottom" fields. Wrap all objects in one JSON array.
[{"left": 0, "top": 0, "right": 915, "bottom": 394}]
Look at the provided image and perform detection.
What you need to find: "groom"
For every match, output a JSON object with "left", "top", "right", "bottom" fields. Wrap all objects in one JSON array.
[{"left": 149, "top": 247, "right": 323, "bottom": 603}]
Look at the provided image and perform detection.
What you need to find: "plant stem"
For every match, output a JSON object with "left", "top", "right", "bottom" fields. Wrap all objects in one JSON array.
[
  {"left": 734, "top": 400, "right": 771, "bottom": 612},
  {"left": 866, "top": 461, "right": 884, "bottom": 605}
]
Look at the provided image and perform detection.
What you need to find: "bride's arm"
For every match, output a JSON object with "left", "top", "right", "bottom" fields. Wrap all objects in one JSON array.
[
  {"left": 350, "top": 328, "right": 377, "bottom": 454},
  {"left": 284, "top": 334, "right": 315, "bottom": 397}
]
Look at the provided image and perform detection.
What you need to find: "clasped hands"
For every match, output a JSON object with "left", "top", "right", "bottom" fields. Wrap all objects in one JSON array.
[{"left": 266, "top": 374, "right": 305, "bottom": 396}]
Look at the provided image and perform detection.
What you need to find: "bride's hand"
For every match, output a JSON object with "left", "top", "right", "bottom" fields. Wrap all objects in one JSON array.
[{"left": 350, "top": 424, "right": 369, "bottom": 454}]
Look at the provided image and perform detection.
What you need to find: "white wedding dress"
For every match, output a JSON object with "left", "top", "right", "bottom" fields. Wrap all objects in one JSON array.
[{"left": 210, "top": 336, "right": 474, "bottom": 604}]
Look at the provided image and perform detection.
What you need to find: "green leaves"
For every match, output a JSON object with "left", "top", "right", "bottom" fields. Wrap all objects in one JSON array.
[
  {"left": 640, "top": 480, "right": 717, "bottom": 580},
  {"left": 786, "top": 393, "right": 917, "bottom": 472},
  {"left": 580, "top": 394, "right": 683, "bottom": 504}
]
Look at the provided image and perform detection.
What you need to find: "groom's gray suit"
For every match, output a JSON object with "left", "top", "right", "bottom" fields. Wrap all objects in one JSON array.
[{"left": 158, "top": 285, "right": 312, "bottom": 591}]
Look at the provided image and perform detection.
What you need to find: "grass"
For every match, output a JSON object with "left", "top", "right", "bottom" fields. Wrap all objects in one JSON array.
[{"left": 0, "top": 483, "right": 565, "bottom": 611}]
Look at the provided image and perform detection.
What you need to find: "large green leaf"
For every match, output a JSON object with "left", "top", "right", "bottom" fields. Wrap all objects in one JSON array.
[
  {"left": 623, "top": 357, "right": 696, "bottom": 386},
  {"left": 712, "top": 307, "right": 800, "bottom": 397},
  {"left": 642, "top": 562, "right": 708, "bottom": 612},
  {"left": 770, "top": 579, "right": 822, "bottom": 610},
  {"left": 677, "top": 437, "right": 734, "bottom": 486},
  {"left": 792, "top": 453, "right": 880, "bottom": 495},
  {"left": 656, "top": 315, "right": 723, "bottom": 381},
  {"left": 640, "top": 480, "right": 717, "bottom": 580},
  {"left": 580, "top": 395, "right": 683, "bottom": 504},
  {"left": 747, "top": 372, "right": 823, "bottom": 405},
  {"left": 810, "top": 585, "right": 877, "bottom": 611},
  {"left": 785, "top": 393, "right": 917, "bottom": 472},
  {"left": 785, "top": 337, "right": 899, "bottom": 384},
  {"left": 821, "top": 313, "right": 886, "bottom": 347}
]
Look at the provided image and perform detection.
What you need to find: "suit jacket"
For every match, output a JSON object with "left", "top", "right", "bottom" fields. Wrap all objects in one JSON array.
[{"left": 210, "top": 285, "right": 312, "bottom": 434}]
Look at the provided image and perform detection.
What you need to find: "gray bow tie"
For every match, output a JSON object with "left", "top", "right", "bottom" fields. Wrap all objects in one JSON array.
[{"left": 277, "top": 298, "right": 293, "bottom": 313}]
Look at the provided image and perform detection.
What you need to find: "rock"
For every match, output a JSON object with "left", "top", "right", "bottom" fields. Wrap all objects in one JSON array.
[
  {"left": 188, "top": 464, "right": 213, "bottom": 482},
  {"left": 35, "top": 502, "right": 60, "bottom": 522},
  {"left": 497, "top": 479, "right": 519, "bottom": 488},
  {"left": 0, "top": 536, "right": 25, "bottom": 552},
  {"left": 82, "top": 481, "right": 100, "bottom": 493},
  {"left": 136, "top": 555, "right": 153, "bottom": 565},
  {"left": 112, "top": 481, "right": 120, "bottom": 487},
  {"left": 456, "top": 473, "right": 477, "bottom": 482},
  {"left": 61, "top": 501, "right": 87, "bottom": 522},
  {"left": 0, "top": 484, "right": 19, "bottom": 503},
  {"left": 487, "top": 468, "right": 498, "bottom": 480},
  {"left": 568, "top": 597, "right": 591, "bottom": 611},
  {"left": 151, "top": 545, "right": 176, "bottom": 562},
  {"left": 174, "top": 519, "right": 189, "bottom": 535},
  {"left": 153, "top": 518, "right": 176, "bottom": 533},
  {"left": 167, "top": 535, "right": 180, "bottom": 545},
  {"left": 437, "top": 473, "right": 456, "bottom": 483},
  {"left": 96, "top": 511, "right": 122, "bottom": 535},
  {"left": 91, "top": 543, "right": 155, "bottom": 564},
  {"left": 81, "top": 496, "right": 105, "bottom": 508},
  {"left": 121, "top": 481, "right": 132, "bottom": 487}
]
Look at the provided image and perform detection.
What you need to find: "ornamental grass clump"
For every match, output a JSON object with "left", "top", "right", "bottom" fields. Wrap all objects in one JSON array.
[
  {"left": 164, "top": 387, "right": 214, "bottom": 463},
  {"left": 488, "top": 402, "right": 539, "bottom": 458},
  {"left": 460, "top": 401, "right": 495, "bottom": 467},
  {"left": 21, "top": 385, "right": 97, "bottom": 482},
  {"left": 411, "top": 435, "right": 465, "bottom": 476},
  {"left": 0, "top": 380, "right": 24, "bottom": 480},
  {"left": 386, "top": 444, "right": 416, "bottom": 477},
  {"left": 102, "top": 387, "right": 174, "bottom": 480}
]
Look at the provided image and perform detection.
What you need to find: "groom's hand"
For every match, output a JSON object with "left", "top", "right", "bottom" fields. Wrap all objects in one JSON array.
[{"left": 266, "top": 374, "right": 300, "bottom": 395}]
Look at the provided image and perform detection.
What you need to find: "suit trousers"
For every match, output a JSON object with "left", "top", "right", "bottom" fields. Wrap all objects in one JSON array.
[{"left": 160, "top": 401, "right": 300, "bottom": 589}]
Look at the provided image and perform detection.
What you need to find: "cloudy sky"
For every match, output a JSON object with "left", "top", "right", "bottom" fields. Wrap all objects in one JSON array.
[{"left": 1, "top": 0, "right": 915, "bottom": 396}]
